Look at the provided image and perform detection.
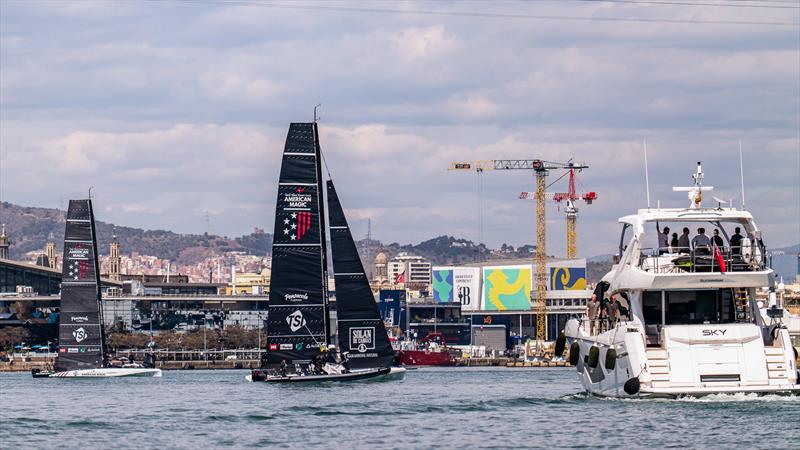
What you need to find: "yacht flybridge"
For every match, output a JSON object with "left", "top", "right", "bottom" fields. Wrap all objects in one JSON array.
[{"left": 564, "top": 162, "right": 799, "bottom": 398}]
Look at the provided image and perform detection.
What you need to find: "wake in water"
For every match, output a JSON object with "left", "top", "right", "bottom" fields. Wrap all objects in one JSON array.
[
  {"left": 561, "top": 391, "right": 800, "bottom": 403},
  {"left": 675, "top": 392, "right": 800, "bottom": 403}
]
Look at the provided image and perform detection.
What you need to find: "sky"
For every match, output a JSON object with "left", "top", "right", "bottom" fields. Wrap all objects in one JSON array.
[{"left": 0, "top": 0, "right": 798, "bottom": 258}]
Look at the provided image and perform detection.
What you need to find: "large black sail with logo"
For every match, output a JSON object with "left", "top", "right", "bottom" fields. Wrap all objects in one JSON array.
[
  {"left": 327, "top": 181, "right": 394, "bottom": 369},
  {"left": 265, "top": 123, "right": 330, "bottom": 366},
  {"left": 55, "top": 199, "right": 105, "bottom": 372}
]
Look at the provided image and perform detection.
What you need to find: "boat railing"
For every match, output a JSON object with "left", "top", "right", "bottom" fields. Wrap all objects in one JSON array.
[
  {"left": 578, "top": 316, "right": 628, "bottom": 337},
  {"left": 637, "top": 242, "right": 766, "bottom": 274}
]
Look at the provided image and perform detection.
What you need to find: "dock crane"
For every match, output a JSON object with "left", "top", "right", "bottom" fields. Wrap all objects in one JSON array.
[
  {"left": 448, "top": 159, "right": 582, "bottom": 348},
  {"left": 520, "top": 162, "right": 595, "bottom": 259}
]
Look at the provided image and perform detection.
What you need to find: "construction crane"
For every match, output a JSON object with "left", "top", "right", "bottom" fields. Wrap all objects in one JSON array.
[
  {"left": 520, "top": 162, "right": 595, "bottom": 259},
  {"left": 448, "top": 159, "right": 580, "bottom": 349}
]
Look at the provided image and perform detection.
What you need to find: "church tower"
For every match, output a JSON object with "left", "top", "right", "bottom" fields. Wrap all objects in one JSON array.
[
  {"left": 45, "top": 234, "right": 58, "bottom": 269},
  {"left": 0, "top": 224, "right": 9, "bottom": 260},
  {"left": 109, "top": 235, "right": 121, "bottom": 282}
]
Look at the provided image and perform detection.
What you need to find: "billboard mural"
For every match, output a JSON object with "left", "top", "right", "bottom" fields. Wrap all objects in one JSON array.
[
  {"left": 433, "top": 267, "right": 481, "bottom": 308},
  {"left": 432, "top": 269, "right": 455, "bottom": 303},
  {"left": 549, "top": 267, "right": 587, "bottom": 290},
  {"left": 454, "top": 268, "right": 480, "bottom": 311},
  {"left": 482, "top": 265, "right": 532, "bottom": 311}
]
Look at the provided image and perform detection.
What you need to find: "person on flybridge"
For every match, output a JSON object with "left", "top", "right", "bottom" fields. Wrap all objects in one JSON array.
[
  {"left": 712, "top": 229, "right": 724, "bottom": 249},
  {"left": 692, "top": 227, "right": 711, "bottom": 254},
  {"left": 730, "top": 227, "right": 744, "bottom": 255},
  {"left": 678, "top": 227, "right": 691, "bottom": 254},
  {"left": 656, "top": 225, "right": 671, "bottom": 254}
]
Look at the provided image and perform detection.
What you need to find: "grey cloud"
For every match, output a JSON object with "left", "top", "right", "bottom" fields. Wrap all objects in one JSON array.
[{"left": 0, "top": 1, "right": 797, "bottom": 257}]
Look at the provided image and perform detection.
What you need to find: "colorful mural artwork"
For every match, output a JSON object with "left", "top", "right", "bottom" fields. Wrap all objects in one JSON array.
[
  {"left": 432, "top": 269, "right": 454, "bottom": 303},
  {"left": 483, "top": 266, "right": 532, "bottom": 311},
  {"left": 549, "top": 267, "right": 587, "bottom": 290}
]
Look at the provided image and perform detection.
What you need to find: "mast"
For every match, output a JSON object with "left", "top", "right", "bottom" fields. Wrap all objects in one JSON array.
[{"left": 313, "top": 122, "right": 331, "bottom": 344}]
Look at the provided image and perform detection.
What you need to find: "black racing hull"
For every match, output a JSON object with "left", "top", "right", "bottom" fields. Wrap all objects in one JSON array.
[{"left": 251, "top": 366, "right": 391, "bottom": 383}]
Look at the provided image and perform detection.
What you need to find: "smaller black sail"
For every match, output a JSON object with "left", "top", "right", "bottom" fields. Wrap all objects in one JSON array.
[
  {"left": 55, "top": 199, "right": 106, "bottom": 372},
  {"left": 327, "top": 180, "right": 394, "bottom": 369}
]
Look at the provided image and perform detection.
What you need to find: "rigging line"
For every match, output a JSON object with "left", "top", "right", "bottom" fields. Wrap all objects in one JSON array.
[
  {"left": 304, "top": 322, "right": 325, "bottom": 347},
  {"left": 168, "top": 0, "right": 800, "bottom": 26},
  {"left": 167, "top": 0, "right": 800, "bottom": 27},
  {"left": 712, "top": 0, "right": 799, "bottom": 3},
  {"left": 570, "top": 0, "right": 800, "bottom": 9},
  {"left": 545, "top": 170, "right": 570, "bottom": 190},
  {"left": 320, "top": 149, "right": 333, "bottom": 180}
]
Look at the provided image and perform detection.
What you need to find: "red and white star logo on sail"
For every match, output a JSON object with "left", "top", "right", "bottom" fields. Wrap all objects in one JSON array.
[{"left": 283, "top": 212, "right": 312, "bottom": 241}]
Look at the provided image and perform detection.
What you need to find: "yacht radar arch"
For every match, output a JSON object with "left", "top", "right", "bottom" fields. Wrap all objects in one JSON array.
[{"left": 672, "top": 161, "right": 714, "bottom": 209}]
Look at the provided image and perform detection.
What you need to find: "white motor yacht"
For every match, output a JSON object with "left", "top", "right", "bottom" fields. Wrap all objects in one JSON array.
[{"left": 564, "top": 162, "right": 799, "bottom": 398}]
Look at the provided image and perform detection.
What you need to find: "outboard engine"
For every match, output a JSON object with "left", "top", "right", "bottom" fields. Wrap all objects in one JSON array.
[{"left": 143, "top": 352, "right": 156, "bottom": 369}]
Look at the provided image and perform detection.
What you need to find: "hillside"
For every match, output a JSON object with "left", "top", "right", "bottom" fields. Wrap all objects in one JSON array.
[
  {"left": 0, "top": 202, "right": 272, "bottom": 265},
  {"left": 2, "top": 201, "right": 796, "bottom": 281}
]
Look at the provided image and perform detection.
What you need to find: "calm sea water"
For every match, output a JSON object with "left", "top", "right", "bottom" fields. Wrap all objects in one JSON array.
[{"left": 1, "top": 367, "right": 798, "bottom": 449}]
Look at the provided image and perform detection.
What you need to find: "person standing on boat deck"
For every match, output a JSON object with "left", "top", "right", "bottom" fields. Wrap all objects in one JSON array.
[
  {"left": 656, "top": 225, "right": 670, "bottom": 254},
  {"left": 678, "top": 228, "right": 691, "bottom": 254},
  {"left": 670, "top": 233, "right": 679, "bottom": 253},
  {"left": 586, "top": 294, "right": 600, "bottom": 335},
  {"left": 730, "top": 227, "right": 744, "bottom": 256},
  {"left": 712, "top": 229, "right": 724, "bottom": 249},
  {"left": 605, "top": 296, "right": 620, "bottom": 326},
  {"left": 279, "top": 359, "right": 288, "bottom": 377},
  {"left": 692, "top": 227, "right": 711, "bottom": 254}
]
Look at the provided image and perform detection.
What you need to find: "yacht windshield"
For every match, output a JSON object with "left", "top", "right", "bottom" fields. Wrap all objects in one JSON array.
[{"left": 643, "top": 289, "right": 737, "bottom": 325}]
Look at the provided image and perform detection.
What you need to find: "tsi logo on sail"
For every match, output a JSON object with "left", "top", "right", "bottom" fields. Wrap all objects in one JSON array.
[
  {"left": 286, "top": 310, "right": 306, "bottom": 332},
  {"left": 72, "top": 327, "right": 88, "bottom": 343}
]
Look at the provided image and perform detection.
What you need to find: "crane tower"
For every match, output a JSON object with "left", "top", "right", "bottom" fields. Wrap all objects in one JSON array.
[
  {"left": 449, "top": 159, "right": 580, "bottom": 347},
  {"left": 520, "top": 162, "right": 595, "bottom": 259}
]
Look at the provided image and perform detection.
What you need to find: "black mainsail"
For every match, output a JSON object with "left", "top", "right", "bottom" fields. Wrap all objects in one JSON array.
[
  {"left": 327, "top": 180, "right": 394, "bottom": 369},
  {"left": 55, "top": 199, "right": 106, "bottom": 372},
  {"left": 265, "top": 123, "right": 330, "bottom": 366}
]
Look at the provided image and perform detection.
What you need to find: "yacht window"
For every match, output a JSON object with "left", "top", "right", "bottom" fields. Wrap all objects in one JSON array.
[
  {"left": 618, "top": 223, "right": 631, "bottom": 258},
  {"left": 642, "top": 291, "right": 662, "bottom": 325},
  {"left": 665, "top": 289, "right": 735, "bottom": 325}
]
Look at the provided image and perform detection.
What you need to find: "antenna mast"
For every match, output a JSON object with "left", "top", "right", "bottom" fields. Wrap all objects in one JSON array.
[
  {"left": 644, "top": 140, "right": 651, "bottom": 210},
  {"left": 739, "top": 140, "right": 746, "bottom": 210},
  {"left": 313, "top": 103, "right": 322, "bottom": 123}
]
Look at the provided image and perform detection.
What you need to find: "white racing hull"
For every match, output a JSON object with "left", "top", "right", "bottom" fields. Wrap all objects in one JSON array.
[
  {"left": 565, "top": 319, "right": 799, "bottom": 398},
  {"left": 51, "top": 368, "right": 162, "bottom": 378}
]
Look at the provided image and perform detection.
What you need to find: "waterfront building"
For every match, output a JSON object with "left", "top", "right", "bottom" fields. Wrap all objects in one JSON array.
[
  {"left": 226, "top": 268, "right": 271, "bottom": 295},
  {"left": 387, "top": 253, "right": 432, "bottom": 289},
  {"left": 427, "top": 258, "right": 592, "bottom": 345}
]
